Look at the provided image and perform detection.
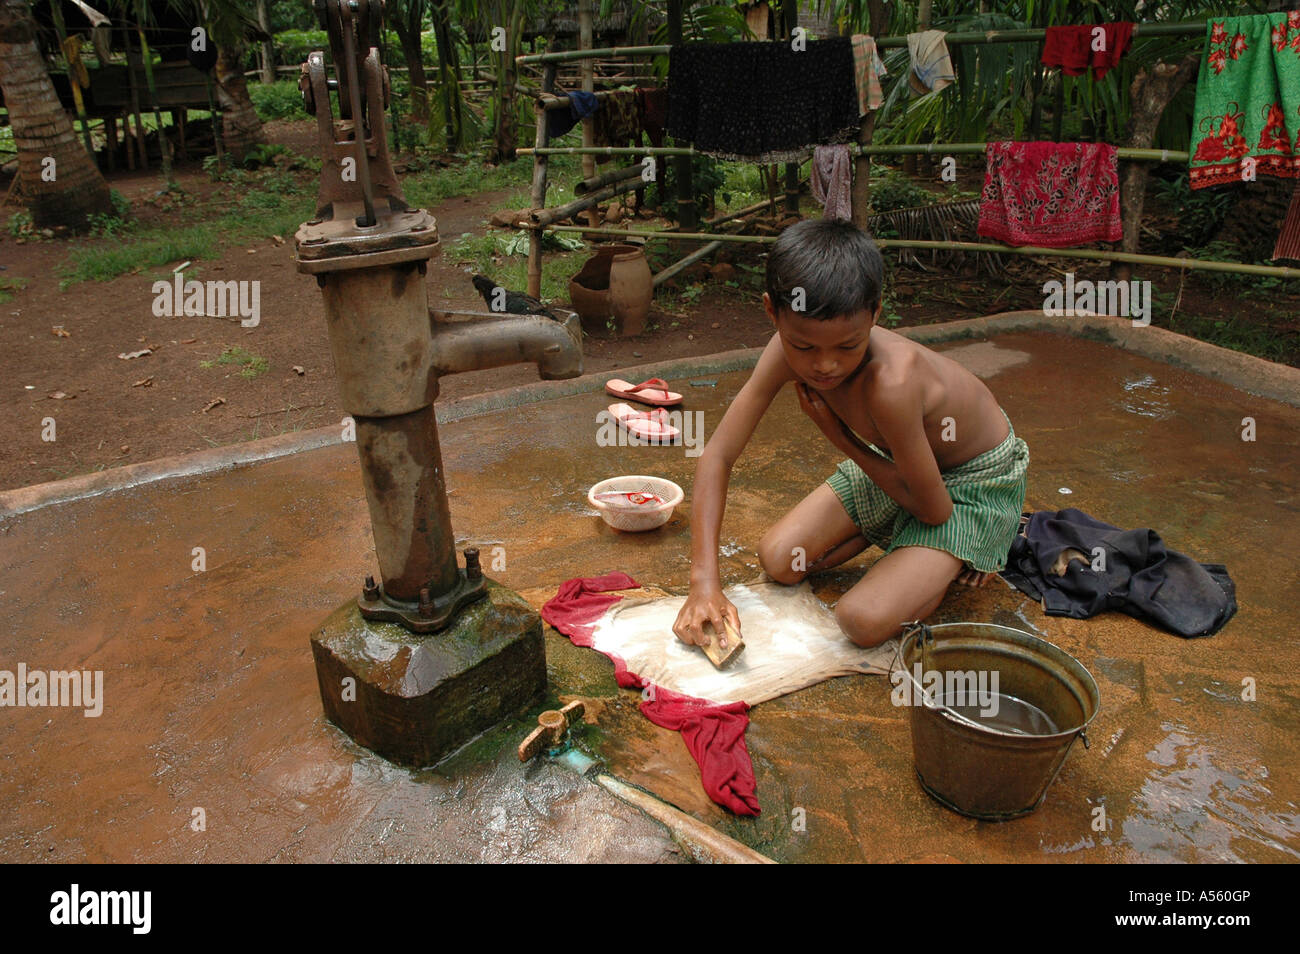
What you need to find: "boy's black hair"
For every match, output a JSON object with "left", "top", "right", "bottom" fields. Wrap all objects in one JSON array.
[{"left": 764, "top": 218, "right": 884, "bottom": 320}]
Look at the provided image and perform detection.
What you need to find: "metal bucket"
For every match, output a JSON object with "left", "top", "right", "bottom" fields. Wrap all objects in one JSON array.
[{"left": 897, "top": 622, "right": 1100, "bottom": 821}]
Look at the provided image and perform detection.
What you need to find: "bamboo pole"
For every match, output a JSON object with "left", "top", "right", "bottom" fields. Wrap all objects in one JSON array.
[
  {"left": 859, "top": 143, "right": 1190, "bottom": 161},
  {"left": 517, "top": 44, "right": 670, "bottom": 65},
  {"left": 520, "top": 145, "right": 697, "bottom": 156},
  {"left": 526, "top": 62, "right": 556, "bottom": 299},
  {"left": 545, "top": 226, "right": 1300, "bottom": 278},
  {"left": 531, "top": 177, "right": 647, "bottom": 227},
  {"left": 575, "top": 162, "right": 644, "bottom": 194},
  {"left": 704, "top": 195, "right": 786, "bottom": 227},
  {"left": 133, "top": 4, "right": 174, "bottom": 186},
  {"left": 550, "top": 225, "right": 772, "bottom": 243},
  {"left": 653, "top": 240, "right": 724, "bottom": 287},
  {"left": 873, "top": 21, "right": 1205, "bottom": 48},
  {"left": 579, "top": 0, "right": 597, "bottom": 231},
  {"left": 522, "top": 144, "right": 1189, "bottom": 161},
  {"left": 123, "top": 27, "right": 148, "bottom": 170},
  {"left": 514, "top": 21, "right": 1207, "bottom": 64}
]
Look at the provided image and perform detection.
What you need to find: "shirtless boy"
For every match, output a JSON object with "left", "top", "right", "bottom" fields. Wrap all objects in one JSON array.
[{"left": 672, "top": 219, "right": 1029, "bottom": 650}]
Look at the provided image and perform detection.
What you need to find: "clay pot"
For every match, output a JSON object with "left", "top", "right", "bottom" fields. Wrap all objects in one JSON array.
[{"left": 569, "top": 244, "right": 653, "bottom": 336}]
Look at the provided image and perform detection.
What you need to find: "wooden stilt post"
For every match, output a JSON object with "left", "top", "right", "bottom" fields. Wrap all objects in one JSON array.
[
  {"left": 527, "top": 62, "right": 557, "bottom": 300},
  {"left": 666, "top": 0, "right": 695, "bottom": 232},
  {"left": 579, "top": 0, "right": 599, "bottom": 232}
]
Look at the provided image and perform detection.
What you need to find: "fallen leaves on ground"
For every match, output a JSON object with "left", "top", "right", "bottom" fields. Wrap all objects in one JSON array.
[{"left": 202, "top": 397, "right": 225, "bottom": 413}]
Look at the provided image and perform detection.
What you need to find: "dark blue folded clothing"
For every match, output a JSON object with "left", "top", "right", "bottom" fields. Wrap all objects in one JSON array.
[
  {"left": 547, "top": 89, "right": 600, "bottom": 139},
  {"left": 666, "top": 38, "right": 859, "bottom": 162},
  {"left": 1000, "top": 508, "right": 1237, "bottom": 638}
]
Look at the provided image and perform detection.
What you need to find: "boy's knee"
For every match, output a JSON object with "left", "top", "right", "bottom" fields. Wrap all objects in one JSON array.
[
  {"left": 834, "top": 599, "right": 898, "bottom": 648},
  {"left": 757, "top": 533, "right": 805, "bottom": 585}
]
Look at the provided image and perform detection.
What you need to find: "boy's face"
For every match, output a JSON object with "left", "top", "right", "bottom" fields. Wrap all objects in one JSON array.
[{"left": 764, "top": 292, "right": 878, "bottom": 391}]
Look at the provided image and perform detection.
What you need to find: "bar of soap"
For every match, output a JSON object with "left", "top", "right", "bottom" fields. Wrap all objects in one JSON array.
[{"left": 701, "top": 618, "right": 745, "bottom": 669}]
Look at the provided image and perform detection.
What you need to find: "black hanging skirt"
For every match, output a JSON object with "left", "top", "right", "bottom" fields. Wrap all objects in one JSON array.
[{"left": 666, "top": 37, "right": 860, "bottom": 163}]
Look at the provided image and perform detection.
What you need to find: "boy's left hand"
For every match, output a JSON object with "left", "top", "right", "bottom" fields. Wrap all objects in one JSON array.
[{"left": 796, "top": 383, "right": 850, "bottom": 451}]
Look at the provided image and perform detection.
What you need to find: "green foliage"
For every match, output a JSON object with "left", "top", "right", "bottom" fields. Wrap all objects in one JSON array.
[
  {"left": 1167, "top": 311, "right": 1295, "bottom": 363},
  {"left": 716, "top": 163, "right": 767, "bottom": 211},
  {"left": 60, "top": 229, "right": 216, "bottom": 288},
  {"left": 649, "top": 3, "right": 754, "bottom": 78},
  {"left": 0, "top": 276, "right": 28, "bottom": 304},
  {"left": 7, "top": 210, "right": 34, "bottom": 238},
  {"left": 200, "top": 346, "right": 269, "bottom": 379},
  {"left": 240, "top": 143, "right": 294, "bottom": 169},
  {"left": 499, "top": 229, "right": 584, "bottom": 256},
  {"left": 272, "top": 29, "right": 329, "bottom": 67},
  {"left": 58, "top": 163, "right": 315, "bottom": 288},
  {"left": 268, "top": 0, "right": 319, "bottom": 33},
  {"left": 248, "top": 80, "right": 305, "bottom": 121},
  {"left": 1182, "top": 240, "right": 1300, "bottom": 298},
  {"left": 652, "top": 155, "right": 726, "bottom": 221},
  {"left": 1155, "top": 174, "right": 1233, "bottom": 247},
  {"left": 869, "top": 171, "right": 932, "bottom": 214}
]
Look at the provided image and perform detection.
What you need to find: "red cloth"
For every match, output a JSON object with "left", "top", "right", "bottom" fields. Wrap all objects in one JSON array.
[
  {"left": 541, "top": 573, "right": 761, "bottom": 816},
  {"left": 977, "top": 141, "right": 1122, "bottom": 248},
  {"left": 1041, "top": 22, "right": 1135, "bottom": 80}
]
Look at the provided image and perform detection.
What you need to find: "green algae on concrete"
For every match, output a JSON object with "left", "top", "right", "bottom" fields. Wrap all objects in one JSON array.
[{"left": 311, "top": 580, "right": 546, "bottom": 768}]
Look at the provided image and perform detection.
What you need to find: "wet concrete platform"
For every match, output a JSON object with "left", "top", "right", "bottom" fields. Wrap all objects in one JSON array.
[{"left": 2, "top": 326, "right": 1297, "bottom": 863}]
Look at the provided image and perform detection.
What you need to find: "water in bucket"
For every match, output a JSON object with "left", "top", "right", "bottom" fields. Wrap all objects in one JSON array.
[{"left": 933, "top": 690, "right": 1059, "bottom": 736}]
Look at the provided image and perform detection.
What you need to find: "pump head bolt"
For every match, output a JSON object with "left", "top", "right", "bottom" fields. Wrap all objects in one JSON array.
[
  {"left": 362, "top": 575, "right": 379, "bottom": 601},
  {"left": 464, "top": 547, "right": 482, "bottom": 581},
  {"left": 418, "top": 586, "right": 433, "bottom": 617}
]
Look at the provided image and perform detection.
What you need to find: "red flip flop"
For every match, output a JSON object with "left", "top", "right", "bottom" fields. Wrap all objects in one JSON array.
[
  {"left": 605, "top": 377, "right": 683, "bottom": 407},
  {"left": 608, "top": 403, "right": 681, "bottom": 442}
]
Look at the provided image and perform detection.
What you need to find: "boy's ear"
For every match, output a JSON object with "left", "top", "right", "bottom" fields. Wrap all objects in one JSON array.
[
  {"left": 763, "top": 292, "right": 779, "bottom": 326},
  {"left": 871, "top": 300, "right": 884, "bottom": 325}
]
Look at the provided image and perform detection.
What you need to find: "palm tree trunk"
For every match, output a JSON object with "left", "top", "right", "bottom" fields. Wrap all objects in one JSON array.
[
  {"left": 0, "top": 0, "right": 113, "bottom": 229},
  {"left": 256, "top": 0, "right": 275, "bottom": 85},
  {"left": 1109, "top": 53, "right": 1200, "bottom": 281},
  {"left": 214, "top": 42, "right": 266, "bottom": 161},
  {"left": 392, "top": 0, "right": 429, "bottom": 121},
  {"left": 431, "top": 1, "right": 463, "bottom": 149}
]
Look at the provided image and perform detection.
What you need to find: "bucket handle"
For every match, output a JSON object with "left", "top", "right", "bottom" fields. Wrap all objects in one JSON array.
[{"left": 891, "top": 621, "right": 1010, "bottom": 736}]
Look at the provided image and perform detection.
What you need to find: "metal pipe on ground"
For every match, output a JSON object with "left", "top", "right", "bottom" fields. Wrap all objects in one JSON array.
[{"left": 595, "top": 775, "right": 776, "bottom": 864}]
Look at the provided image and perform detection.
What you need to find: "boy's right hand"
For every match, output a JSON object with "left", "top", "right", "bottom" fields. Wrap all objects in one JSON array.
[{"left": 673, "top": 585, "right": 742, "bottom": 649}]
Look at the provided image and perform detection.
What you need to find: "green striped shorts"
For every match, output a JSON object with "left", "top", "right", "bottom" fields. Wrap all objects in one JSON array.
[{"left": 824, "top": 409, "right": 1029, "bottom": 573}]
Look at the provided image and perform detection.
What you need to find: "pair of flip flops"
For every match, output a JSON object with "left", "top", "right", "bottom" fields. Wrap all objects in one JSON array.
[{"left": 605, "top": 377, "right": 684, "bottom": 442}]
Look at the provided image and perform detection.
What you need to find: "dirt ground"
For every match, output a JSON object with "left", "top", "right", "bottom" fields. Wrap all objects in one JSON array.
[{"left": 1, "top": 118, "right": 1295, "bottom": 492}]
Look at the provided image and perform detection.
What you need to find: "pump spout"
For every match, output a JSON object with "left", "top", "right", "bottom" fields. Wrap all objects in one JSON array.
[{"left": 429, "top": 310, "right": 583, "bottom": 387}]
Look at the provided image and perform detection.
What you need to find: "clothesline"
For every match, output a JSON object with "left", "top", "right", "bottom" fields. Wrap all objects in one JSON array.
[
  {"left": 519, "top": 143, "right": 1190, "bottom": 162},
  {"left": 545, "top": 225, "right": 1300, "bottom": 280},
  {"left": 515, "top": 21, "right": 1207, "bottom": 65}
]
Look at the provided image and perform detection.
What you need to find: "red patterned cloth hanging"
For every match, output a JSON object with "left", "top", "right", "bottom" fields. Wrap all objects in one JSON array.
[{"left": 977, "top": 141, "right": 1122, "bottom": 248}]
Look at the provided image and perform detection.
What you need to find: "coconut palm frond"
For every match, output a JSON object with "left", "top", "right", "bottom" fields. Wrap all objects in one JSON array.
[{"left": 869, "top": 198, "right": 1009, "bottom": 276}]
